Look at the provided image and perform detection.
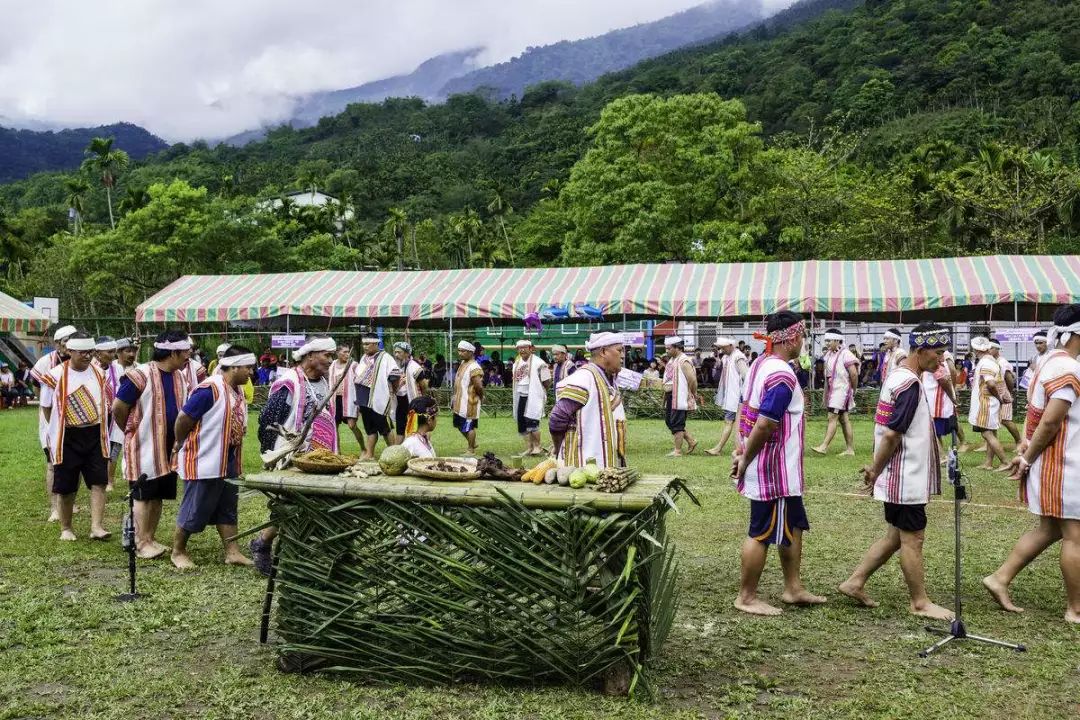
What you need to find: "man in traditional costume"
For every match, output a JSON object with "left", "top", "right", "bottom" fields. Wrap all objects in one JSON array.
[
  {"left": 968, "top": 336, "right": 1009, "bottom": 469},
  {"left": 452, "top": 340, "right": 484, "bottom": 456},
  {"left": 662, "top": 336, "right": 699, "bottom": 456},
  {"left": 182, "top": 350, "right": 207, "bottom": 393},
  {"left": 922, "top": 345, "right": 962, "bottom": 456},
  {"left": 990, "top": 339, "right": 1022, "bottom": 446},
  {"left": 346, "top": 335, "right": 399, "bottom": 460},
  {"left": 880, "top": 328, "right": 907, "bottom": 386},
  {"left": 93, "top": 337, "right": 124, "bottom": 490},
  {"left": 984, "top": 304, "right": 1080, "bottom": 624},
  {"left": 838, "top": 324, "right": 953, "bottom": 620},
  {"left": 1029, "top": 330, "right": 1049, "bottom": 377},
  {"left": 549, "top": 332, "right": 627, "bottom": 469},
  {"left": 512, "top": 339, "right": 552, "bottom": 456},
  {"left": 252, "top": 336, "right": 337, "bottom": 574},
  {"left": 732, "top": 312, "right": 825, "bottom": 615},
  {"left": 391, "top": 342, "right": 427, "bottom": 445},
  {"left": 328, "top": 342, "right": 356, "bottom": 427},
  {"left": 112, "top": 330, "right": 193, "bottom": 558},
  {"left": 706, "top": 337, "right": 748, "bottom": 457},
  {"left": 171, "top": 345, "right": 256, "bottom": 570},
  {"left": 33, "top": 324, "right": 77, "bottom": 522},
  {"left": 812, "top": 330, "right": 859, "bottom": 457},
  {"left": 39, "top": 332, "right": 111, "bottom": 542},
  {"left": 551, "top": 345, "right": 576, "bottom": 389}
]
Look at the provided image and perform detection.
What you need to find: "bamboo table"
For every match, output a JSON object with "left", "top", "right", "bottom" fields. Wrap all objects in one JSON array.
[{"left": 241, "top": 470, "right": 694, "bottom": 696}]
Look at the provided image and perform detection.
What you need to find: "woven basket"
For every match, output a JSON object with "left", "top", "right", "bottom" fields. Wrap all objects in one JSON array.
[
  {"left": 407, "top": 457, "right": 482, "bottom": 481},
  {"left": 293, "top": 458, "right": 355, "bottom": 474}
]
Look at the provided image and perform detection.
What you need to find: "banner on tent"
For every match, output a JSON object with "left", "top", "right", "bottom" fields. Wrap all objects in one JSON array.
[
  {"left": 271, "top": 334, "right": 307, "bottom": 349},
  {"left": 995, "top": 327, "right": 1040, "bottom": 342}
]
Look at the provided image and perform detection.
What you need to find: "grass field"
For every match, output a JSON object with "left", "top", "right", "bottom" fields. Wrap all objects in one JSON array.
[{"left": 0, "top": 407, "right": 1077, "bottom": 720}]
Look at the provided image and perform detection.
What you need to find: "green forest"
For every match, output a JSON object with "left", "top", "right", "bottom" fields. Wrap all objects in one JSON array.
[{"left": 2, "top": 0, "right": 1080, "bottom": 322}]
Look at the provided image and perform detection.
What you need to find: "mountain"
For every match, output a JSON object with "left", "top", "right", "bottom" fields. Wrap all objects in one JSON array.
[
  {"left": 439, "top": 0, "right": 767, "bottom": 99},
  {"left": 0, "top": 122, "right": 168, "bottom": 183}
]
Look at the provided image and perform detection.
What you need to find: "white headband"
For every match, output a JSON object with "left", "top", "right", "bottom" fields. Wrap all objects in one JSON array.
[
  {"left": 458, "top": 341, "right": 475, "bottom": 352},
  {"left": 361, "top": 336, "right": 380, "bottom": 343},
  {"left": 219, "top": 353, "right": 256, "bottom": 367},
  {"left": 1048, "top": 322, "right": 1080, "bottom": 349},
  {"left": 714, "top": 336, "right": 735, "bottom": 347},
  {"left": 154, "top": 339, "right": 192, "bottom": 351},
  {"left": 552, "top": 345, "right": 568, "bottom": 354},
  {"left": 988, "top": 339, "right": 1001, "bottom": 349},
  {"left": 515, "top": 340, "right": 532, "bottom": 349},
  {"left": 664, "top": 336, "right": 683, "bottom": 347},
  {"left": 54, "top": 325, "right": 77, "bottom": 342},
  {"left": 883, "top": 330, "right": 901, "bottom": 341},
  {"left": 823, "top": 331, "right": 844, "bottom": 342},
  {"left": 970, "top": 337, "right": 991, "bottom": 352},
  {"left": 294, "top": 337, "right": 336, "bottom": 360},
  {"left": 216, "top": 343, "right": 231, "bottom": 355},
  {"left": 95, "top": 340, "right": 118, "bottom": 351},
  {"left": 66, "top": 338, "right": 96, "bottom": 351},
  {"left": 585, "top": 332, "right": 622, "bottom": 351}
]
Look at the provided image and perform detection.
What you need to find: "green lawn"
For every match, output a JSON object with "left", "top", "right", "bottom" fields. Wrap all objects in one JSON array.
[{"left": 0, "top": 408, "right": 1076, "bottom": 720}]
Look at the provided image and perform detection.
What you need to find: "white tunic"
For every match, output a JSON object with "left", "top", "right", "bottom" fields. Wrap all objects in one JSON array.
[
  {"left": 512, "top": 355, "right": 551, "bottom": 421},
  {"left": 881, "top": 346, "right": 908, "bottom": 386},
  {"left": 824, "top": 348, "right": 859, "bottom": 411},
  {"left": 922, "top": 350, "right": 955, "bottom": 419},
  {"left": 31, "top": 350, "right": 63, "bottom": 449},
  {"left": 873, "top": 366, "right": 940, "bottom": 505},
  {"left": 968, "top": 354, "right": 1001, "bottom": 430},
  {"left": 719, "top": 349, "right": 748, "bottom": 413},
  {"left": 452, "top": 360, "right": 483, "bottom": 419},
  {"left": 737, "top": 355, "right": 805, "bottom": 501},
  {"left": 401, "top": 433, "right": 436, "bottom": 459},
  {"left": 663, "top": 353, "right": 697, "bottom": 411},
  {"left": 178, "top": 375, "right": 248, "bottom": 481},
  {"left": 1021, "top": 350, "right": 1080, "bottom": 519},
  {"left": 998, "top": 356, "right": 1015, "bottom": 421},
  {"left": 555, "top": 363, "right": 625, "bottom": 469},
  {"left": 38, "top": 362, "right": 110, "bottom": 465}
]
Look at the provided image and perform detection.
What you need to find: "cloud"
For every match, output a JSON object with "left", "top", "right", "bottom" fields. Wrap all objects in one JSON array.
[{"left": 0, "top": 0, "right": 789, "bottom": 141}]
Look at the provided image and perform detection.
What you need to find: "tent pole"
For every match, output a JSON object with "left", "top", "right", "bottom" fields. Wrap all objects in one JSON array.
[
  {"left": 449, "top": 316, "right": 454, "bottom": 391},
  {"left": 809, "top": 311, "right": 816, "bottom": 413}
]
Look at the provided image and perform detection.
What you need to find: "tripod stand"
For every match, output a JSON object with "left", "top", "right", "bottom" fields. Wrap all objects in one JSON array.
[
  {"left": 117, "top": 474, "right": 147, "bottom": 602},
  {"left": 920, "top": 434, "right": 1024, "bottom": 657}
]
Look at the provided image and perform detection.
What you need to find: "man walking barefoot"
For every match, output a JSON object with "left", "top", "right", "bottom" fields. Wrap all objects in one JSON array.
[
  {"left": 839, "top": 323, "right": 953, "bottom": 621},
  {"left": 732, "top": 312, "right": 826, "bottom": 615}
]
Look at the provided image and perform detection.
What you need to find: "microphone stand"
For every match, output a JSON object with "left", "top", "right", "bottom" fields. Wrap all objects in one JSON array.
[
  {"left": 117, "top": 474, "right": 147, "bottom": 602},
  {"left": 920, "top": 432, "right": 1024, "bottom": 657}
]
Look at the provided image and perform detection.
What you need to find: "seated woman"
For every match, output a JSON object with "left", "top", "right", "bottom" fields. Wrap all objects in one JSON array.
[{"left": 401, "top": 396, "right": 438, "bottom": 458}]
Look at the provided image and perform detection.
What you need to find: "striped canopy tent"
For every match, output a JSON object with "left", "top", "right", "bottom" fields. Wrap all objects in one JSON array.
[
  {"left": 135, "top": 255, "right": 1080, "bottom": 327},
  {"left": 0, "top": 289, "right": 50, "bottom": 334}
]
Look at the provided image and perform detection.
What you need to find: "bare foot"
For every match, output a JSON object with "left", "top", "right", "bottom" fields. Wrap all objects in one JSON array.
[
  {"left": 782, "top": 589, "right": 828, "bottom": 606},
  {"left": 734, "top": 597, "right": 783, "bottom": 616},
  {"left": 686, "top": 441, "right": 698, "bottom": 455},
  {"left": 810, "top": 446, "right": 827, "bottom": 455},
  {"left": 972, "top": 445, "right": 987, "bottom": 453},
  {"left": 995, "top": 465, "right": 1013, "bottom": 474},
  {"left": 666, "top": 451, "right": 682, "bottom": 457},
  {"left": 840, "top": 449, "right": 856, "bottom": 457},
  {"left": 106, "top": 483, "right": 114, "bottom": 492},
  {"left": 1066, "top": 609, "right": 1080, "bottom": 624},
  {"left": 957, "top": 443, "right": 970, "bottom": 453},
  {"left": 171, "top": 552, "right": 196, "bottom": 570},
  {"left": 911, "top": 601, "right": 953, "bottom": 621},
  {"left": 90, "top": 528, "right": 112, "bottom": 541},
  {"left": 136, "top": 543, "right": 167, "bottom": 560},
  {"left": 838, "top": 580, "right": 879, "bottom": 607},
  {"left": 60, "top": 529, "right": 76, "bottom": 541},
  {"left": 704, "top": 447, "right": 723, "bottom": 456},
  {"left": 225, "top": 553, "right": 254, "bottom": 567},
  {"left": 982, "top": 575, "right": 1023, "bottom": 613},
  {"left": 975, "top": 463, "right": 995, "bottom": 470},
  {"left": 47, "top": 511, "right": 60, "bottom": 523}
]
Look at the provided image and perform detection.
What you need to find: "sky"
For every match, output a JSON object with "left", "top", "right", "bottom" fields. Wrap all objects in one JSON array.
[{"left": 0, "top": 0, "right": 794, "bottom": 142}]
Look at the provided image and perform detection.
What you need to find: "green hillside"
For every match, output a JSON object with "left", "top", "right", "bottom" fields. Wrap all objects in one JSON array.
[{"left": 2, "top": 0, "right": 1079, "bottom": 326}]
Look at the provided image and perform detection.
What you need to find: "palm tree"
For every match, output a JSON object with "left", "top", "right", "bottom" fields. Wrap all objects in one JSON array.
[
  {"left": 118, "top": 187, "right": 150, "bottom": 216},
  {"left": 82, "top": 137, "right": 130, "bottom": 229},
  {"left": 487, "top": 191, "right": 515, "bottom": 265},
  {"left": 384, "top": 207, "right": 409, "bottom": 271},
  {"left": 448, "top": 209, "right": 483, "bottom": 268},
  {"left": 64, "top": 177, "right": 92, "bottom": 235}
]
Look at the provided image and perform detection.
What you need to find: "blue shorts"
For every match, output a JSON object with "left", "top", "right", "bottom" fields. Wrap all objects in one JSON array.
[
  {"left": 748, "top": 496, "right": 809, "bottom": 547},
  {"left": 177, "top": 478, "right": 239, "bottom": 533},
  {"left": 453, "top": 413, "right": 478, "bottom": 434},
  {"left": 723, "top": 410, "right": 737, "bottom": 422},
  {"left": 933, "top": 416, "right": 957, "bottom": 438}
]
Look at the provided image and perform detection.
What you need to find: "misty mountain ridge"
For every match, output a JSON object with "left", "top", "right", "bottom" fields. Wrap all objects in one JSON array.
[{"left": 0, "top": 122, "right": 168, "bottom": 183}]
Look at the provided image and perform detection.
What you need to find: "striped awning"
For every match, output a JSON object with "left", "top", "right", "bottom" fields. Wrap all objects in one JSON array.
[
  {"left": 0, "top": 290, "right": 50, "bottom": 334},
  {"left": 135, "top": 255, "right": 1080, "bottom": 325}
]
